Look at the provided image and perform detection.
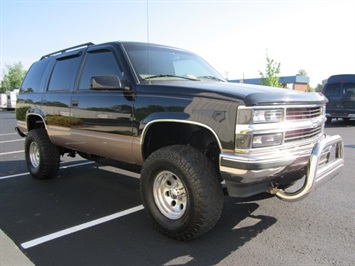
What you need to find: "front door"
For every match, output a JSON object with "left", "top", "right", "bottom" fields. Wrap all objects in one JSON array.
[{"left": 70, "top": 47, "right": 135, "bottom": 163}]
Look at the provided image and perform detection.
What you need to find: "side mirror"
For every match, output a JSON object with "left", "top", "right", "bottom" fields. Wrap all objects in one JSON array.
[{"left": 90, "top": 75, "right": 125, "bottom": 90}]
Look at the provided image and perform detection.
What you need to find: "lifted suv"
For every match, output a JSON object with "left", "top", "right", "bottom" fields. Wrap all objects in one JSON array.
[{"left": 16, "top": 42, "right": 344, "bottom": 240}]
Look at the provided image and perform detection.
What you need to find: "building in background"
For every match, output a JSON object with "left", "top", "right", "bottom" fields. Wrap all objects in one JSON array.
[{"left": 229, "top": 75, "right": 310, "bottom": 92}]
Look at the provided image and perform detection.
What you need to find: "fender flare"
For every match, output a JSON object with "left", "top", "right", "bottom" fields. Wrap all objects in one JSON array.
[
  {"left": 26, "top": 108, "right": 47, "bottom": 130},
  {"left": 140, "top": 112, "right": 223, "bottom": 150}
]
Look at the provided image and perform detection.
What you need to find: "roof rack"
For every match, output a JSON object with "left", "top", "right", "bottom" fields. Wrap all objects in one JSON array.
[{"left": 40, "top": 42, "right": 94, "bottom": 59}]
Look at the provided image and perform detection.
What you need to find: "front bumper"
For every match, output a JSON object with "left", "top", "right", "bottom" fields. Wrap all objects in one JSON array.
[
  {"left": 275, "top": 134, "right": 343, "bottom": 201},
  {"left": 220, "top": 135, "right": 344, "bottom": 201},
  {"left": 326, "top": 112, "right": 355, "bottom": 119}
]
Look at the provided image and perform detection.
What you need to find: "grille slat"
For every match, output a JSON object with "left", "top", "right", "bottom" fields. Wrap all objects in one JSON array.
[
  {"left": 285, "top": 126, "right": 322, "bottom": 143},
  {"left": 286, "top": 107, "right": 321, "bottom": 120},
  {"left": 283, "top": 106, "right": 323, "bottom": 143}
]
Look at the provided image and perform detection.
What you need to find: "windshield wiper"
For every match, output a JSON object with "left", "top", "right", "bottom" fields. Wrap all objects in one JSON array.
[
  {"left": 143, "top": 74, "right": 200, "bottom": 81},
  {"left": 197, "top": 76, "right": 225, "bottom": 82}
]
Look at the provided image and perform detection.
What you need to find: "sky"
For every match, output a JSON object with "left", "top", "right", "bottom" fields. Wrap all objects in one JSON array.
[{"left": 1, "top": 0, "right": 354, "bottom": 87}]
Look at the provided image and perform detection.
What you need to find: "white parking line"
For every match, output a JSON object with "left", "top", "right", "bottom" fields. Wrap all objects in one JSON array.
[
  {"left": 0, "top": 139, "right": 24, "bottom": 144},
  {"left": 0, "top": 133, "right": 17, "bottom": 136},
  {"left": 0, "top": 172, "right": 28, "bottom": 180},
  {"left": 59, "top": 161, "right": 95, "bottom": 169},
  {"left": 0, "top": 150, "right": 24, "bottom": 156},
  {"left": 2, "top": 159, "right": 143, "bottom": 249},
  {"left": 21, "top": 205, "right": 144, "bottom": 249},
  {"left": 0, "top": 161, "right": 95, "bottom": 180}
]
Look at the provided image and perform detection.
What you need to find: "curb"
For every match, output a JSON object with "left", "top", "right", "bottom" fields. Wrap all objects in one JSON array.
[{"left": 0, "top": 229, "right": 34, "bottom": 266}]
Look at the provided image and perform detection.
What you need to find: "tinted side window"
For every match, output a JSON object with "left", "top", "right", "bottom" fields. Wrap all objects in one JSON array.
[
  {"left": 20, "top": 58, "right": 50, "bottom": 93},
  {"left": 343, "top": 83, "right": 355, "bottom": 96},
  {"left": 79, "top": 50, "right": 121, "bottom": 90},
  {"left": 48, "top": 55, "right": 81, "bottom": 91},
  {"left": 325, "top": 84, "right": 341, "bottom": 97}
]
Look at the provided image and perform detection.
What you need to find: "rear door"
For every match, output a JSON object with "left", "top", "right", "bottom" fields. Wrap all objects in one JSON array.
[
  {"left": 70, "top": 45, "right": 135, "bottom": 163},
  {"left": 41, "top": 51, "right": 83, "bottom": 147}
]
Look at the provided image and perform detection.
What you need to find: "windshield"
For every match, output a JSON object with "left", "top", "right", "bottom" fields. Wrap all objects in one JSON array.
[
  {"left": 325, "top": 82, "right": 355, "bottom": 97},
  {"left": 122, "top": 43, "right": 225, "bottom": 82}
]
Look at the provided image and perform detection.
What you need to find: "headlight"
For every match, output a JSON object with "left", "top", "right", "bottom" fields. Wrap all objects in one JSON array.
[
  {"left": 235, "top": 133, "right": 283, "bottom": 149},
  {"left": 235, "top": 134, "right": 251, "bottom": 149},
  {"left": 236, "top": 107, "right": 285, "bottom": 150},
  {"left": 252, "top": 133, "right": 282, "bottom": 148},
  {"left": 238, "top": 108, "right": 283, "bottom": 124},
  {"left": 253, "top": 109, "right": 283, "bottom": 123}
]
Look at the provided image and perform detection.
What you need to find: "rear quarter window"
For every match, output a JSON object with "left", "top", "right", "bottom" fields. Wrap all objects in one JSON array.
[
  {"left": 343, "top": 83, "right": 355, "bottom": 96},
  {"left": 20, "top": 58, "right": 51, "bottom": 93},
  {"left": 48, "top": 54, "right": 81, "bottom": 91}
]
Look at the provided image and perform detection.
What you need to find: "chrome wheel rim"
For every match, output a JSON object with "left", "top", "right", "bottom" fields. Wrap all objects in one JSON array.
[
  {"left": 153, "top": 171, "right": 187, "bottom": 220},
  {"left": 29, "top": 141, "right": 40, "bottom": 168}
]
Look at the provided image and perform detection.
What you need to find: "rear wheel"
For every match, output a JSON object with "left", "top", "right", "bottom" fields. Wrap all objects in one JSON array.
[
  {"left": 25, "top": 129, "right": 60, "bottom": 179},
  {"left": 140, "top": 145, "right": 224, "bottom": 240}
]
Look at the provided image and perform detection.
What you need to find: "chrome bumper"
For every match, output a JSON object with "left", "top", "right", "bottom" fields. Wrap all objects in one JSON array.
[
  {"left": 275, "top": 134, "right": 344, "bottom": 202},
  {"left": 220, "top": 135, "right": 344, "bottom": 201}
]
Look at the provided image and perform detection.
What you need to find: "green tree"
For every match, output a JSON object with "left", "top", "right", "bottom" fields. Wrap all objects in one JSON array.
[
  {"left": 259, "top": 53, "right": 282, "bottom": 87},
  {"left": 297, "top": 69, "right": 314, "bottom": 92},
  {"left": 0, "top": 62, "right": 27, "bottom": 93},
  {"left": 297, "top": 69, "right": 307, "bottom": 77},
  {"left": 315, "top": 79, "right": 327, "bottom": 92}
]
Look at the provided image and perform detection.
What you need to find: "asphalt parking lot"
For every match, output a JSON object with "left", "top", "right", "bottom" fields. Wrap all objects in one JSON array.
[{"left": 1, "top": 110, "right": 354, "bottom": 265}]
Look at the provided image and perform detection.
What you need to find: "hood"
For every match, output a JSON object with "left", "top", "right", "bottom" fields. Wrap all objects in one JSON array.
[{"left": 140, "top": 81, "right": 327, "bottom": 106}]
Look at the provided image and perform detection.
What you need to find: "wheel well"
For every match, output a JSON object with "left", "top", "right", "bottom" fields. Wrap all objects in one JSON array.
[
  {"left": 27, "top": 114, "right": 45, "bottom": 130},
  {"left": 143, "top": 122, "right": 220, "bottom": 167}
]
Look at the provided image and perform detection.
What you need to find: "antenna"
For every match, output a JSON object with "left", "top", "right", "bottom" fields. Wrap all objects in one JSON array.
[
  {"left": 146, "top": 0, "right": 150, "bottom": 43},
  {"left": 146, "top": 0, "right": 151, "bottom": 81}
]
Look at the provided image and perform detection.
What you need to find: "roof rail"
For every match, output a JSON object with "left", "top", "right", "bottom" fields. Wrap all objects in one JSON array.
[{"left": 41, "top": 42, "right": 94, "bottom": 59}]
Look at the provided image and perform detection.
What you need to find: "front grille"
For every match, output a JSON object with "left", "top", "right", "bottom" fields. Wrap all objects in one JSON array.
[
  {"left": 285, "top": 126, "right": 322, "bottom": 143},
  {"left": 236, "top": 105, "right": 325, "bottom": 150},
  {"left": 286, "top": 107, "right": 322, "bottom": 120}
]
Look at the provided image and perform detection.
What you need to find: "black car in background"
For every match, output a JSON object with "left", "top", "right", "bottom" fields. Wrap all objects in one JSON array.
[{"left": 322, "top": 74, "right": 355, "bottom": 123}]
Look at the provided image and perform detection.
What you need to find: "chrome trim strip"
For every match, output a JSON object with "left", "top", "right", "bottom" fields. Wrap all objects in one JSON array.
[
  {"left": 238, "top": 104, "right": 323, "bottom": 111},
  {"left": 140, "top": 119, "right": 223, "bottom": 150},
  {"left": 25, "top": 112, "right": 47, "bottom": 130},
  {"left": 220, "top": 142, "right": 313, "bottom": 181}
]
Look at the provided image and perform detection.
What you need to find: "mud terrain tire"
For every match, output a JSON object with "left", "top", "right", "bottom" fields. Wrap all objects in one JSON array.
[
  {"left": 25, "top": 129, "right": 60, "bottom": 179},
  {"left": 140, "top": 145, "right": 224, "bottom": 241}
]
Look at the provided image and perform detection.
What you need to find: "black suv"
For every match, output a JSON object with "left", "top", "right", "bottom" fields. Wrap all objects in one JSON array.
[
  {"left": 322, "top": 74, "right": 355, "bottom": 123},
  {"left": 16, "top": 42, "right": 344, "bottom": 240}
]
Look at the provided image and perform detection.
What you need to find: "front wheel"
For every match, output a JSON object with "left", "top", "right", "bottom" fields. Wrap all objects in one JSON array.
[
  {"left": 25, "top": 128, "right": 60, "bottom": 179},
  {"left": 140, "top": 145, "right": 224, "bottom": 241}
]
